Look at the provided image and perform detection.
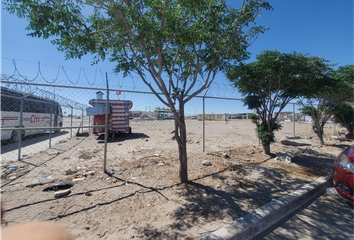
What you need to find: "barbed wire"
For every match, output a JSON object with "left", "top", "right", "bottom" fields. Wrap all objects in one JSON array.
[
  {"left": 1, "top": 57, "right": 244, "bottom": 99},
  {"left": 1, "top": 76, "right": 89, "bottom": 109}
]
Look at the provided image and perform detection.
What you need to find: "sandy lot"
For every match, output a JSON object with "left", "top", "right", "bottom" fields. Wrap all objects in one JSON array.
[{"left": 1, "top": 119, "right": 352, "bottom": 239}]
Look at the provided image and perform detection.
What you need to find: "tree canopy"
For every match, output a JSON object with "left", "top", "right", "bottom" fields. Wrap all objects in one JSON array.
[
  {"left": 5, "top": 0, "right": 273, "bottom": 182},
  {"left": 331, "top": 65, "right": 354, "bottom": 133},
  {"left": 299, "top": 65, "right": 353, "bottom": 144},
  {"left": 226, "top": 50, "right": 331, "bottom": 153}
]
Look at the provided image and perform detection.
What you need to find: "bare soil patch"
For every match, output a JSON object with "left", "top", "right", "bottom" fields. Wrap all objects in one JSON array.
[{"left": 1, "top": 119, "right": 352, "bottom": 239}]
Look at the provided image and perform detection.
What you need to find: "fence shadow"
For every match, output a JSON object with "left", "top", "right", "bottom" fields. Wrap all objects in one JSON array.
[{"left": 1, "top": 131, "right": 69, "bottom": 154}]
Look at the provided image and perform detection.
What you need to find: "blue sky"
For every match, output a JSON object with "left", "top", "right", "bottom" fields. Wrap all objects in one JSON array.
[{"left": 1, "top": 0, "right": 353, "bottom": 115}]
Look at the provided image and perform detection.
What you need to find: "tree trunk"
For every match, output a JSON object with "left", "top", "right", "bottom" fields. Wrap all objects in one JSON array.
[
  {"left": 174, "top": 100, "right": 188, "bottom": 183},
  {"left": 263, "top": 143, "right": 271, "bottom": 155},
  {"left": 316, "top": 123, "right": 325, "bottom": 145}
]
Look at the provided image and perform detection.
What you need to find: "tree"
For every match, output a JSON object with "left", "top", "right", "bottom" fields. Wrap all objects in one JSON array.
[
  {"left": 331, "top": 65, "right": 354, "bottom": 133},
  {"left": 6, "top": 0, "right": 273, "bottom": 182},
  {"left": 333, "top": 65, "right": 354, "bottom": 84},
  {"left": 332, "top": 103, "right": 354, "bottom": 133},
  {"left": 299, "top": 74, "right": 354, "bottom": 145},
  {"left": 226, "top": 50, "right": 331, "bottom": 154}
]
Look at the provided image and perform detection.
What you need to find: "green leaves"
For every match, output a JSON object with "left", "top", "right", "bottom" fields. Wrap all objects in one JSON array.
[
  {"left": 227, "top": 50, "right": 333, "bottom": 149},
  {"left": 248, "top": 113, "right": 282, "bottom": 146},
  {"left": 334, "top": 65, "right": 354, "bottom": 84}
]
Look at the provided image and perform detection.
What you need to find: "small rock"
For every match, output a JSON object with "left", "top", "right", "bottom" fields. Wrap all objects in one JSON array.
[
  {"left": 86, "top": 171, "right": 95, "bottom": 175},
  {"left": 222, "top": 153, "right": 230, "bottom": 158},
  {"left": 48, "top": 151, "right": 59, "bottom": 156},
  {"left": 136, "top": 164, "right": 141, "bottom": 168},
  {"left": 8, "top": 176, "right": 17, "bottom": 180},
  {"left": 85, "top": 192, "right": 92, "bottom": 196},
  {"left": 63, "top": 176, "right": 72, "bottom": 181},
  {"left": 326, "top": 187, "right": 337, "bottom": 196},
  {"left": 157, "top": 163, "right": 164, "bottom": 166},
  {"left": 216, "top": 185, "right": 221, "bottom": 188},
  {"left": 65, "top": 168, "right": 77, "bottom": 175},
  {"left": 275, "top": 153, "right": 292, "bottom": 163},
  {"left": 85, "top": 226, "right": 90, "bottom": 230},
  {"left": 120, "top": 167, "right": 126, "bottom": 171},
  {"left": 202, "top": 160, "right": 211, "bottom": 166},
  {"left": 145, "top": 139, "right": 149, "bottom": 141},
  {"left": 38, "top": 175, "right": 54, "bottom": 184},
  {"left": 72, "top": 177, "right": 86, "bottom": 182},
  {"left": 54, "top": 189, "right": 71, "bottom": 198}
]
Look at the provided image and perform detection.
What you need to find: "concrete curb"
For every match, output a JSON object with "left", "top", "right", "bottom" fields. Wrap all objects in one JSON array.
[{"left": 202, "top": 173, "right": 333, "bottom": 240}]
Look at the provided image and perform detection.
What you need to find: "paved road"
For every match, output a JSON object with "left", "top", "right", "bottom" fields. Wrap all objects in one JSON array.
[
  {"left": 263, "top": 188, "right": 354, "bottom": 240},
  {"left": 1, "top": 117, "right": 91, "bottom": 161}
]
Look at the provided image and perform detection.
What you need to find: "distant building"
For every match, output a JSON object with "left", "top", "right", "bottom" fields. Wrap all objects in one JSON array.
[
  {"left": 305, "top": 115, "right": 313, "bottom": 123},
  {"left": 130, "top": 111, "right": 150, "bottom": 118},
  {"left": 226, "top": 113, "right": 248, "bottom": 119},
  {"left": 154, "top": 107, "right": 174, "bottom": 119},
  {"left": 197, "top": 114, "right": 227, "bottom": 121}
]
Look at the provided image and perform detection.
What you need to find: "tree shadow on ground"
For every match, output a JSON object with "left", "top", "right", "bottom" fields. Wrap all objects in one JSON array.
[
  {"left": 132, "top": 165, "right": 309, "bottom": 239},
  {"left": 326, "top": 143, "right": 353, "bottom": 150},
  {"left": 290, "top": 148, "right": 337, "bottom": 174}
]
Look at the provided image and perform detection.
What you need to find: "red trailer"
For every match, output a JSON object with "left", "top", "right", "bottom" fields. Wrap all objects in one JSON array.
[{"left": 86, "top": 92, "right": 133, "bottom": 135}]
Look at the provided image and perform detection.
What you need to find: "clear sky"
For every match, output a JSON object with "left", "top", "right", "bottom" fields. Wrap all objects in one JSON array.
[{"left": 1, "top": 0, "right": 353, "bottom": 115}]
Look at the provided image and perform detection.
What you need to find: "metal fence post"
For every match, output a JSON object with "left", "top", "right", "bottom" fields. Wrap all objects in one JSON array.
[
  {"left": 70, "top": 107, "right": 73, "bottom": 138},
  {"left": 293, "top": 103, "right": 295, "bottom": 136},
  {"left": 49, "top": 105, "right": 53, "bottom": 148},
  {"left": 81, "top": 109, "right": 84, "bottom": 133},
  {"left": 17, "top": 98, "right": 24, "bottom": 161},
  {"left": 103, "top": 72, "right": 109, "bottom": 173},
  {"left": 202, "top": 87, "right": 209, "bottom": 153}
]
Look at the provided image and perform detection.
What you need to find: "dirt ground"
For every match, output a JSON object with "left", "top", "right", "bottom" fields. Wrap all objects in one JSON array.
[{"left": 1, "top": 119, "right": 353, "bottom": 240}]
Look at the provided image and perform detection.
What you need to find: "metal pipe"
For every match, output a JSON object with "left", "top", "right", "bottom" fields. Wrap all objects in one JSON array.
[
  {"left": 293, "top": 103, "right": 295, "bottom": 136},
  {"left": 18, "top": 98, "right": 24, "bottom": 161},
  {"left": 103, "top": 72, "right": 109, "bottom": 174},
  {"left": 202, "top": 87, "right": 210, "bottom": 153},
  {"left": 49, "top": 105, "right": 53, "bottom": 148},
  {"left": 81, "top": 109, "right": 84, "bottom": 133},
  {"left": 70, "top": 107, "right": 73, "bottom": 138}
]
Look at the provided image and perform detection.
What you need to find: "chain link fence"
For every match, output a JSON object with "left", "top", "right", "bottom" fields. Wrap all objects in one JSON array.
[
  {"left": 1, "top": 79, "right": 323, "bottom": 186},
  {"left": 1, "top": 82, "right": 312, "bottom": 169},
  {"left": 1, "top": 61, "right": 346, "bottom": 239}
]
